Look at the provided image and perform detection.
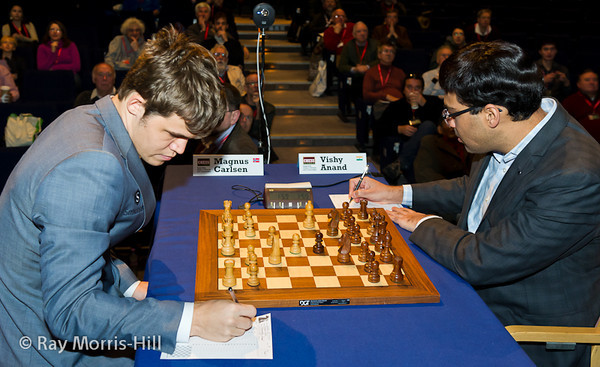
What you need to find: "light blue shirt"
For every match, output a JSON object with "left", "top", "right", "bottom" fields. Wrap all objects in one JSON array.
[{"left": 404, "top": 98, "right": 557, "bottom": 232}]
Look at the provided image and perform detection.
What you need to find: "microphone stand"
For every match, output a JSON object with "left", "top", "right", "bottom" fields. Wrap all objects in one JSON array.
[{"left": 256, "top": 28, "right": 270, "bottom": 162}]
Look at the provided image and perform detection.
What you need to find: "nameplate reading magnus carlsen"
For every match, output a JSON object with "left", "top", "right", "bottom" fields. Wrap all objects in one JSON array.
[
  {"left": 298, "top": 153, "right": 367, "bottom": 174},
  {"left": 193, "top": 154, "right": 264, "bottom": 176}
]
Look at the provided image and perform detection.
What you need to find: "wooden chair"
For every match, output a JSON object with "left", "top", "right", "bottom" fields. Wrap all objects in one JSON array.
[{"left": 506, "top": 318, "right": 600, "bottom": 367}]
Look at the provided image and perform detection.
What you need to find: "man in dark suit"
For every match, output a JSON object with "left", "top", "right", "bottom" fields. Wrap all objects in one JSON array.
[{"left": 349, "top": 41, "right": 600, "bottom": 367}]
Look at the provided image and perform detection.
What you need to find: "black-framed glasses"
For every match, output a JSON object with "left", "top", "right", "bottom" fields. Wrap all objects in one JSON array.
[{"left": 442, "top": 106, "right": 477, "bottom": 124}]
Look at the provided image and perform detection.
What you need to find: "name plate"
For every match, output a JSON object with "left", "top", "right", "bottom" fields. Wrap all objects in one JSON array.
[
  {"left": 193, "top": 154, "right": 264, "bottom": 176},
  {"left": 298, "top": 153, "right": 366, "bottom": 174}
]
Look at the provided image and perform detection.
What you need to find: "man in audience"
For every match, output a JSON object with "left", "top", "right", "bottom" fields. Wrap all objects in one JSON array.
[
  {"left": 422, "top": 45, "right": 452, "bottom": 98},
  {"left": 323, "top": 8, "right": 354, "bottom": 98},
  {"left": 465, "top": 8, "right": 500, "bottom": 43},
  {"left": 372, "top": 8, "right": 412, "bottom": 50},
  {"left": 238, "top": 102, "right": 254, "bottom": 134},
  {"left": 444, "top": 27, "right": 467, "bottom": 52},
  {"left": 300, "top": 0, "right": 337, "bottom": 55},
  {"left": 349, "top": 41, "right": 600, "bottom": 367},
  {"left": 202, "top": 12, "right": 247, "bottom": 69},
  {"left": 562, "top": 69, "right": 600, "bottom": 143},
  {"left": 338, "top": 22, "right": 379, "bottom": 147},
  {"left": 196, "top": 83, "right": 258, "bottom": 154},
  {"left": 536, "top": 40, "right": 571, "bottom": 101},
  {"left": 243, "top": 72, "right": 277, "bottom": 161},
  {"left": 0, "top": 28, "right": 256, "bottom": 365},
  {"left": 211, "top": 44, "right": 245, "bottom": 96},
  {"left": 74, "top": 62, "right": 116, "bottom": 107}
]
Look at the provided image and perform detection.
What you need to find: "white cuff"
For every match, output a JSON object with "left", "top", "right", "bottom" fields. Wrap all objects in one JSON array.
[
  {"left": 401, "top": 184, "right": 413, "bottom": 207},
  {"left": 123, "top": 280, "right": 141, "bottom": 297},
  {"left": 176, "top": 302, "right": 195, "bottom": 343},
  {"left": 415, "top": 215, "right": 442, "bottom": 229}
]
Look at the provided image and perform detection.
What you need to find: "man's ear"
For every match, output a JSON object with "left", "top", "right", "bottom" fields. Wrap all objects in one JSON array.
[
  {"left": 230, "top": 110, "right": 240, "bottom": 125},
  {"left": 484, "top": 104, "right": 503, "bottom": 128},
  {"left": 126, "top": 92, "right": 146, "bottom": 118}
]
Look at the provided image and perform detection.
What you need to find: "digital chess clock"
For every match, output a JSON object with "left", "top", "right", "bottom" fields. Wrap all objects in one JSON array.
[{"left": 264, "top": 184, "right": 313, "bottom": 209}]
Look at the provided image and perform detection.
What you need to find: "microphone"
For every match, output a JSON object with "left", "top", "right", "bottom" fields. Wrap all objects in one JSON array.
[{"left": 252, "top": 3, "right": 275, "bottom": 28}]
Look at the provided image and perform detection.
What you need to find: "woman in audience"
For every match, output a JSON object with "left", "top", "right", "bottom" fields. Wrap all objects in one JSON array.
[
  {"left": 36, "top": 21, "right": 80, "bottom": 73},
  {"left": 105, "top": 17, "right": 146, "bottom": 71},
  {"left": 2, "top": 5, "right": 38, "bottom": 47}
]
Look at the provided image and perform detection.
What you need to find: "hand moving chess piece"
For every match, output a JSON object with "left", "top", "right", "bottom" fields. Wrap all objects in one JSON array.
[
  {"left": 269, "top": 234, "right": 282, "bottom": 265},
  {"left": 222, "top": 259, "right": 236, "bottom": 287},
  {"left": 389, "top": 256, "right": 404, "bottom": 283},
  {"left": 313, "top": 232, "right": 325, "bottom": 254},
  {"left": 337, "top": 233, "right": 352, "bottom": 264},
  {"left": 368, "top": 261, "right": 381, "bottom": 283},
  {"left": 303, "top": 201, "right": 315, "bottom": 229},
  {"left": 290, "top": 233, "right": 302, "bottom": 255}
]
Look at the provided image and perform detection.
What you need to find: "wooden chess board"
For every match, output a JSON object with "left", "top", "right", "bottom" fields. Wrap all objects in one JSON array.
[{"left": 195, "top": 208, "right": 439, "bottom": 307}]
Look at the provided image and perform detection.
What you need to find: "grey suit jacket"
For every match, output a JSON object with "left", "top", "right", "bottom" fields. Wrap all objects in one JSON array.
[
  {"left": 410, "top": 100, "right": 600, "bottom": 328},
  {"left": 0, "top": 96, "right": 184, "bottom": 366}
]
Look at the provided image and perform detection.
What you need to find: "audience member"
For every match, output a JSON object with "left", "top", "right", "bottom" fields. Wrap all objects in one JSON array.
[
  {"left": 376, "top": 73, "right": 441, "bottom": 182},
  {"left": 562, "top": 69, "right": 600, "bottom": 143},
  {"left": 0, "top": 27, "right": 256, "bottom": 365},
  {"left": 202, "top": 13, "right": 246, "bottom": 69},
  {"left": 372, "top": 9, "right": 412, "bottom": 50},
  {"left": 243, "top": 72, "right": 277, "bottom": 160},
  {"left": 300, "top": 0, "right": 337, "bottom": 55},
  {"left": 363, "top": 43, "right": 405, "bottom": 105},
  {"left": 37, "top": 21, "right": 80, "bottom": 73},
  {"left": 349, "top": 41, "right": 600, "bottom": 367},
  {"left": 0, "top": 62, "right": 19, "bottom": 102},
  {"left": 207, "top": 0, "right": 239, "bottom": 40},
  {"left": 2, "top": 5, "right": 38, "bottom": 47},
  {"left": 196, "top": 83, "right": 258, "bottom": 154},
  {"left": 211, "top": 44, "right": 245, "bottom": 96},
  {"left": 74, "top": 62, "right": 116, "bottom": 107},
  {"left": 323, "top": 8, "right": 354, "bottom": 56},
  {"left": 1, "top": 35, "right": 26, "bottom": 89},
  {"left": 413, "top": 120, "right": 473, "bottom": 183},
  {"left": 120, "top": 0, "right": 159, "bottom": 36},
  {"left": 338, "top": 22, "right": 379, "bottom": 148},
  {"left": 105, "top": 17, "right": 146, "bottom": 71},
  {"left": 238, "top": 102, "right": 254, "bottom": 133},
  {"left": 185, "top": 2, "right": 214, "bottom": 44},
  {"left": 535, "top": 40, "right": 571, "bottom": 101},
  {"left": 444, "top": 27, "right": 466, "bottom": 52},
  {"left": 422, "top": 45, "right": 452, "bottom": 98},
  {"left": 465, "top": 8, "right": 500, "bottom": 43}
]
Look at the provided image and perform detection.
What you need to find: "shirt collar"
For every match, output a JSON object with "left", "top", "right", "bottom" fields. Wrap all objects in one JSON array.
[{"left": 91, "top": 87, "right": 116, "bottom": 100}]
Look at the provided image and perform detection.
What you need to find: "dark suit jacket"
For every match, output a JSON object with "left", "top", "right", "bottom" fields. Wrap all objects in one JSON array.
[
  {"left": 219, "top": 123, "right": 258, "bottom": 154},
  {"left": 409, "top": 100, "right": 600, "bottom": 366}
]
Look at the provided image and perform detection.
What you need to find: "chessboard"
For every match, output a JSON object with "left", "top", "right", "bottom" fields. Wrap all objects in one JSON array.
[{"left": 195, "top": 206, "right": 439, "bottom": 308}]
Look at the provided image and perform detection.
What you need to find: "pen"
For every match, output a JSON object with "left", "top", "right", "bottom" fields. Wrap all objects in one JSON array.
[
  {"left": 228, "top": 287, "right": 239, "bottom": 303},
  {"left": 348, "top": 165, "right": 369, "bottom": 205}
]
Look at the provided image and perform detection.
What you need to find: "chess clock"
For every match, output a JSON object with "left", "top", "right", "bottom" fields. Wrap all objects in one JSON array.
[{"left": 264, "top": 187, "right": 314, "bottom": 209}]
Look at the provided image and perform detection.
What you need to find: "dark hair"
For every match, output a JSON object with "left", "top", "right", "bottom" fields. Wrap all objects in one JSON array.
[
  {"left": 223, "top": 83, "right": 241, "bottom": 111},
  {"left": 404, "top": 73, "right": 424, "bottom": 88},
  {"left": 440, "top": 41, "right": 543, "bottom": 121},
  {"left": 41, "top": 20, "right": 71, "bottom": 47},
  {"left": 213, "top": 12, "right": 228, "bottom": 23},
  {"left": 118, "top": 26, "right": 226, "bottom": 137}
]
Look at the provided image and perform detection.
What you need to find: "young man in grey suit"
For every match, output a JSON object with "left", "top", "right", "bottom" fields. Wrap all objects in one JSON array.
[
  {"left": 349, "top": 41, "right": 600, "bottom": 367},
  {"left": 0, "top": 27, "right": 256, "bottom": 366}
]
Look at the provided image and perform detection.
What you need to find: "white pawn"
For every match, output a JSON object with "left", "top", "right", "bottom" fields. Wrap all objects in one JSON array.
[
  {"left": 245, "top": 216, "right": 255, "bottom": 237},
  {"left": 303, "top": 201, "right": 315, "bottom": 229},
  {"left": 266, "top": 226, "right": 276, "bottom": 247},
  {"left": 222, "top": 259, "right": 236, "bottom": 287},
  {"left": 221, "top": 234, "right": 235, "bottom": 256},
  {"left": 245, "top": 244, "right": 255, "bottom": 265},
  {"left": 269, "top": 234, "right": 282, "bottom": 265},
  {"left": 290, "top": 233, "right": 302, "bottom": 255}
]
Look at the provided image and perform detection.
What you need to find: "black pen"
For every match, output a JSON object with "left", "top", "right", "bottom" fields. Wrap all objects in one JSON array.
[
  {"left": 228, "top": 287, "right": 239, "bottom": 303},
  {"left": 348, "top": 165, "right": 369, "bottom": 205}
]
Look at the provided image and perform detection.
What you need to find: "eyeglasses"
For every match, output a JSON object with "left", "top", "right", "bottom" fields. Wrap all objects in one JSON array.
[
  {"left": 213, "top": 52, "right": 227, "bottom": 58},
  {"left": 442, "top": 106, "right": 477, "bottom": 124}
]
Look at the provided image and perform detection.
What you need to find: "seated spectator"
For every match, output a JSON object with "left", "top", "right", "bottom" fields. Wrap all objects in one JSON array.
[
  {"left": 535, "top": 40, "right": 571, "bottom": 101},
  {"left": 376, "top": 73, "right": 441, "bottom": 182},
  {"left": 185, "top": 2, "right": 214, "bottom": 44},
  {"left": 0, "top": 62, "right": 19, "bottom": 102},
  {"left": 105, "top": 17, "right": 146, "bottom": 71},
  {"left": 243, "top": 72, "right": 277, "bottom": 161},
  {"left": 372, "top": 9, "right": 412, "bottom": 50},
  {"left": 74, "top": 62, "right": 116, "bottom": 107},
  {"left": 238, "top": 102, "right": 254, "bottom": 134},
  {"left": 362, "top": 42, "right": 405, "bottom": 133},
  {"left": 299, "top": 0, "right": 336, "bottom": 55},
  {"left": 196, "top": 83, "right": 258, "bottom": 154},
  {"left": 36, "top": 21, "right": 80, "bottom": 73},
  {"left": 444, "top": 27, "right": 467, "bottom": 52},
  {"left": 465, "top": 8, "right": 500, "bottom": 43},
  {"left": 338, "top": 22, "right": 379, "bottom": 148},
  {"left": 413, "top": 119, "right": 474, "bottom": 183},
  {"left": 322, "top": 8, "right": 354, "bottom": 97},
  {"left": 562, "top": 69, "right": 600, "bottom": 143},
  {"left": 422, "top": 45, "right": 452, "bottom": 98},
  {"left": 208, "top": 0, "right": 239, "bottom": 40},
  {"left": 120, "top": 0, "right": 159, "bottom": 36},
  {"left": 202, "top": 13, "right": 246, "bottom": 69},
  {"left": 2, "top": 5, "right": 38, "bottom": 47},
  {"left": 1, "top": 36, "right": 26, "bottom": 89},
  {"left": 211, "top": 44, "right": 245, "bottom": 96}
]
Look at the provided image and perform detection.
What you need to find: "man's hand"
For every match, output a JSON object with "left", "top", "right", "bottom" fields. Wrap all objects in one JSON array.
[
  {"left": 190, "top": 300, "right": 257, "bottom": 342},
  {"left": 354, "top": 64, "right": 369, "bottom": 74},
  {"left": 348, "top": 176, "right": 404, "bottom": 204},
  {"left": 386, "top": 207, "right": 429, "bottom": 232},
  {"left": 132, "top": 281, "right": 148, "bottom": 300},
  {"left": 398, "top": 125, "right": 417, "bottom": 136},
  {"left": 385, "top": 94, "right": 400, "bottom": 102}
]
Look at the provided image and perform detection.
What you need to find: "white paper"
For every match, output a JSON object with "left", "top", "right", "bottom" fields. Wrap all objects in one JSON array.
[
  {"left": 329, "top": 194, "right": 403, "bottom": 211},
  {"left": 160, "top": 313, "right": 273, "bottom": 360}
]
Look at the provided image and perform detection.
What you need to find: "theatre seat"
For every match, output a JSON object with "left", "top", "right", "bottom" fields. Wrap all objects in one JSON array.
[{"left": 506, "top": 319, "right": 600, "bottom": 367}]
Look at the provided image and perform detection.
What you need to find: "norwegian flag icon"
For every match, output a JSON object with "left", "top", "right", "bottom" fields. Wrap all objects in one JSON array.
[{"left": 253, "top": 158, "right": 260, "bottom": 163}]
